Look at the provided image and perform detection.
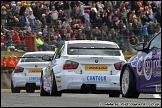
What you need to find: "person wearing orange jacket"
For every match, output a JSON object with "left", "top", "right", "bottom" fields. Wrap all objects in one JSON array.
[
  {"left": 13, "top": 56, "right": 18, "bottom": 67},
  {"left": 6, "top": 56, "right": 15, "bottom": 67},
  {"left": 1, "top": 57, "right": 7, "bottom": 67}
]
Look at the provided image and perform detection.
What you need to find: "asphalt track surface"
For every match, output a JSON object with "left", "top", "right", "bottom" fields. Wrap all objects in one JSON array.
[{"left": 1, "top": 90, "right": 161, "bottom": 107}]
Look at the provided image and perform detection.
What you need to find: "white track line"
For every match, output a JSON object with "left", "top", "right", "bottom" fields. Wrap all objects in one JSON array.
[{"left": 153, "top": 94, "right": 161, "bottom": 98}]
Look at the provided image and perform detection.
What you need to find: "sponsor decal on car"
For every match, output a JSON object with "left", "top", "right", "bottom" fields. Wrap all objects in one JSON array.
[
  {"left": 56, "top": 80, "right": 61, "bottom": 83},
  {"left": 58, "top": 85, "right": 62, "bottom": 89},
  {"left": 29, "top": 77, "right": 40, "bottom": 81},
  {"left": 156, "top": 85, "right": 161, "bottom": 92},
  {"left": 87, "top": 76, "right": 106, "bottom": 81},
  {"left": 131, "top": 52, "right": 161, "bottom": 80},
  {"left": 136, "top": 56, "right": 143, "bottom": 76}
]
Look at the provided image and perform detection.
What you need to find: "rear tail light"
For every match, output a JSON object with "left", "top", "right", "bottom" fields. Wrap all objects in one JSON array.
[
  {"left": 114, "top": 62, "right": 124, "bottom": 70},
  {"left": 14, "top": 66, "right": 24, "bottom": 73},
  {"left": 63, "top": 60, "right": 79, "bottom": 70}
]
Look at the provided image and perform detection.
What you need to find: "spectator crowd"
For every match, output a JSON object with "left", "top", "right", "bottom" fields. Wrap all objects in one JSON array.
[{"left": 1, "top": 1, "right": 161, "bottom": 52}]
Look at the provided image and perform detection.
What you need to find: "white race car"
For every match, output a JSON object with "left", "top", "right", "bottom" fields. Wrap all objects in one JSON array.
[
  {"left": 11, "top": 51, "right": 55, "bottom": 93},
  {"left": 40, "top": 40, "right": 126, "bottom": 97}
]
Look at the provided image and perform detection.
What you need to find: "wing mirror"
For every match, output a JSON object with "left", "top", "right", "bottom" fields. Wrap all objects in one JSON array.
[
  {"left": 42, "top": 55, "right": 52, "bottom": 61},
  {"left": 133, "top": 42, "right": 145, "bottom": 51}
]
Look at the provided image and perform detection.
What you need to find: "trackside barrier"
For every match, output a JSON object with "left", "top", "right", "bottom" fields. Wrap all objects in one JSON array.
[
  {"left": 1, "top": 69, "right": 13, "bottom": 89},
  {"left": 25, "top": 36, "right": 36, "bottom": 51}
]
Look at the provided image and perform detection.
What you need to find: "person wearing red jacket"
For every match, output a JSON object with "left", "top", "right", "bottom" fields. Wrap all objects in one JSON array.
[{"left": 12, "top": 31, "right": 21, "bottom": 44}]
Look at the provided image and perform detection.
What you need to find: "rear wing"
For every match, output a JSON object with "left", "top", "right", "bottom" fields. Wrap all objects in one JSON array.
[{"left": 18, "top": 56, "right": 43, "bottom": 59}]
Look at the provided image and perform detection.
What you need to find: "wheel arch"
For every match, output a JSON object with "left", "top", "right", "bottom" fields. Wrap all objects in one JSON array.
[{"left": 120, "top": 64, "right": 139, "bottom": 91}]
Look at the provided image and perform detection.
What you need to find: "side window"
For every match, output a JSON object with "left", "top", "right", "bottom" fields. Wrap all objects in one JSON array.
[
  {"left": 149, "top": 33, "right": 161, "bottom": 50},
  {"left": 54, "top": 43, "right": 65, "bottom": 59}
]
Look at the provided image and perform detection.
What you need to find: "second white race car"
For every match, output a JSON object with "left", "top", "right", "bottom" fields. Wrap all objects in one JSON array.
[{"left": 11, "top": 51, "right": 55, "bottom": 93}]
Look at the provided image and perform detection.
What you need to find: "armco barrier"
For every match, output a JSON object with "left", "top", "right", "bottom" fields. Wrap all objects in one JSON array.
[
  {"left": 1, "top": 71, "right": 12, "bottom": 89},
  {"left": 1, "top": 67, "right": 14, "bottom": 89}
]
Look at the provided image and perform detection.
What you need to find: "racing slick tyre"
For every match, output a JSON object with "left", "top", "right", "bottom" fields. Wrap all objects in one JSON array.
[
  {"left": 26, "top": 89, "right": 35, "bottom": 93},
  {"left": 50, "top": 72, "right": 62, "bottom": 97},
  {"left": 11, "top": 80, "right": 20, "bottom": 93},
  {"left": 121, "top": 67, "right": 140, "bottom": 98},
  {"left": 40, "top": 75, "right": 50, "bottom": 96},
  {"left": 109, "top": 91, "right": 120, "bottom": 97}
]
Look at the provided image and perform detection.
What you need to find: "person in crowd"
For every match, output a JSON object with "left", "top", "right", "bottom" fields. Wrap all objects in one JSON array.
[
  {"left": 142, "top": 22, "right": 149, "bottom": 44},
  {"left": 42, "top": 25, "right": 48, "bottom": 39},
  {"left": 155, "top": 23, "right": 161, "bottom": 33},
  {"left": 1, "top": 57, "right": 7, "bottom": 67},
  {"left": 129, "top": 10, "right": 137, "bottom": 23},
  {"left": 92, "top": 27, "right": 102, "bottom": 40},
  {"left": 27, "top": 9, "right": 35, "bottom": 31},
  {"left": 33, "top": 2, "right": 42, "bottom": 20},
  {"left": 25, "top": 3, "right": 32, "bottom": 15},
  {"left": 13, "top": 56, "right": 18, "bottom": 67},
  {"left": 84, "top": 9, "right": 90, "bottom": 28},
  {"left": 1, "top": 33, "right": 5, "bottom": 50},
  {"left": 46, "top": 12, "right": 53, "bottom": 27},
  {"left": 16, "top": 2, "right": 22, "bottom": 13},
  {"left": 24, "top": 22, "right": 32, "bottom": 33},
  {"left": 11, "top": 31, "right": 21, "bottom": 50},
  {"left": 1, "top": 6, "right": 7, "bottom": 26},
  {"left": 35, "top": 32, "right": 49, "bottom": 51},
  {"left": 51, "top": 6, "right": 58, "bottom": 25},
  {"left": 56, "top": 35, "right": 64, "bottom": 47},
  {"left": 120, "top": 7, "right": 129, "bottom": 25},
  {"left": 147, "top": 21, "right": 155, "bottom": 41},
  {"left": 34, "top": 20, "right": 42, "bottom": 33},
  {"left": 60, "top": 29, "right": 67, "bottom": 40},
  {"left": 55, "top": 1, "right": 63, "bottom": 12},
  {"left": 19, "top": 2, "right": 27, "bottom": 16},
  {"left": 154, "top": 7, "right": 161, "bottom": 24},
  {"left": 62, "top": 19, "right": 70, "bottom": 29},
  {"left": 90, "top": 3, "right": 98, "bottom": 13},
  {"left": 141, "top": 12, "right": 150, "bottom": 26},
  {"left": 129, "top": 32, "right": 138, "bottom": 46},
  {"left": 63, "top": 1, "right": 70, "bottom": 20},
  {"left": 40, "top": 14, "right": 47, "bottom": 28},
  {"left": 85, "top": 26, "right": 93, "bottom": 40},
  {"left": 71, "top": 5, "right": 77, "bottom": 19},
  {"left": 49, "top": 28, "right": 56, "bottom": 43},
  {"left": 76, "top": 2, "right": 91, "bottom": 25},
  {"left": 11, "top": 3, "right": 19, "bottom": 18},
  {"left": 96, "top": 1, "right": 104, "bottom": 15},
  {"left": 121, "top": 25, "right": 130, "bottom": 52},
  {"left": 6, "top": 56, "right": 15, "bottom": 67},
  {"left": 93, "top": 14, "right": 103, "bottom": 29},
  {"left": 89, "top": 8, "right": 97, "bottom": 24},
  {"left": 102, "top": 10, "right": 108, "bottom": 23},
  {"left": 20, "top": 11, "right": 29, "bottom": 27},
  {"left": 58, "top": 10, "right": 66, "bottom": 23},
  {"left": 132, "top": 19, "right": 142, "bottom": 42}
]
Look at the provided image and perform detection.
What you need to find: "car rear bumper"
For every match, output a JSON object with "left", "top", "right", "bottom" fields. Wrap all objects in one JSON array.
[
  {"left": 12, "top": 74, "right": 41, "bottom": 88},
  {"left": 55, "top": 71, "right": 120, "bottom": 91}
]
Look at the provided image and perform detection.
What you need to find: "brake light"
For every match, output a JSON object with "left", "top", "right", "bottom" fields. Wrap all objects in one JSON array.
[
  {"left": 114, "top": 62, "right": 124, "bottom": 70},
  {"left": 63, "top": 60, "right": 79, "bottom": 70},
  {"left": 14, "top": 66, "right": 24, "bottom": 73}
]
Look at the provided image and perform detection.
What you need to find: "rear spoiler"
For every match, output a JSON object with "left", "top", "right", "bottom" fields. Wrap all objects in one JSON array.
[{"left": 18, "top": 57, "right": 43, "bottom": 59}]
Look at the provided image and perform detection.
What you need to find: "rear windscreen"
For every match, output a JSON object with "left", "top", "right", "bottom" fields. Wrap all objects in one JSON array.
[
  {"left": 67, "top": 43, "right": 121, "bottom": 56},
  {"left": 20, "top": 54, "right": 53, "bottom": 62}
]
